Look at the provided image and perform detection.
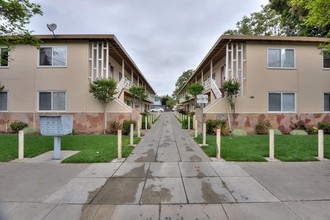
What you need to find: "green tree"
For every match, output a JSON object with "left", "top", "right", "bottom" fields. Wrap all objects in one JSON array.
[
  {"left": 0, "top": 0, "right": 43, "bottom": 49},
  {"left": 187, "top": 82, "right": 204, "bottom": 106},
  {"left": 289, "top": 0, "right": 330, "bottom": 45},
  {"left": 269, "top": 0, "right": 330, "bottom": 37},
  {"left": 129, "top": 85, "right": 147, "bottom": 112},
  {"left": 166, "top": 96, "right": 176, "bottom": 107},
  {"left": 89, "top": 78, "right": 117, "bottom": 134},
  {"left": 224, "top": 4, "right": 283, "bottom": 36},
  {"left": 172, "top": 69, "right": 193, "bottom": 100},
  {"left": 223, "top": 79, "right": 240, "bottom": 113}
]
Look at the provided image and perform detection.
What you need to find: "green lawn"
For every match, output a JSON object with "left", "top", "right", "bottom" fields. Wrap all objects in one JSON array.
[
  {"left": 0, "top": 134, "right": 139, "bottom": 163},
  {"left": 195, "top": 135, "right": 330, "bottom": 162}
]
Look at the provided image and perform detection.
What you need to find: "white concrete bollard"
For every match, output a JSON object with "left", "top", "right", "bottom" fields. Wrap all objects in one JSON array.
[
  {"left": 137, "top": 118, "right": 141, "bottom": 138},
  {"left": 192, "top": 115, "right": 195, "bottom": 129},
  {"left": 145, "top": 116, "right": 148, "bottom": 130},
  {"left": 318, "top": 130, "right": 324, "bottom": 160},
  {"left": 216, "top": 128, "right": 221, "bottom": 159},
  {"left": 202, "top": 122, "right": 206, "bottom": 146},
  {"left": 118, "top": 129, "right": 122, "bottom": 159},
  {"left": 130, "top": 123, "right": 134, "bottom": 146},
  {"left": 195, "top": 119, "right": 198, "bottom": 138},
  {"left": 269, "top": 129, "right": 275, "bottom": 160},
  {"left": 18, "top": 130, "right": 24, "bottom": 160},
  {"left": 188, "top": 115, "right": 191, "bottom": 130}
]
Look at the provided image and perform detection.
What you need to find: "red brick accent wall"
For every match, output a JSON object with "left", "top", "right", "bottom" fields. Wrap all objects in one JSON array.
[{"left": 0, "top": 112, "right": 132, "bottom": 133}]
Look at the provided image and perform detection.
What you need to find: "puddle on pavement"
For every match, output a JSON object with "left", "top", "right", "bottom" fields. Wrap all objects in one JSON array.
[
  {"left": 124, "top": 164, "right": 147, "bottom": 177},
  {"left": 160, "top": 143, "right": 170, "bottom": 148},
  {"left": 201, "top": 181, "right": 228, "bottom": 203},
  {"left": 190, "top": 155, "right": 202, "bottom": 162},
  {"left": 134, "top": 149, "right": 155, "bottom": 162},
  {"left": 91, "top": 178, "right": 145, "bottom": 204},
  {"left": 185, "top": 144, "right": 194, "bottom": 151},
  {"left": 141, "top": 184, "right": 173, "bottom": 203}
]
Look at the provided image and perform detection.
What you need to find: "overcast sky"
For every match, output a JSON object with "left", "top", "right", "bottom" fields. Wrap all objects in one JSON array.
[{"left": 28, "top": 0, "right": 269, "bottom": 96}]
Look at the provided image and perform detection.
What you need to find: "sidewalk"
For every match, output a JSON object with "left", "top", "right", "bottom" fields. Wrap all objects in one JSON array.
[{"left": 0, "top": 112, "right": 330, "bottom": 219}]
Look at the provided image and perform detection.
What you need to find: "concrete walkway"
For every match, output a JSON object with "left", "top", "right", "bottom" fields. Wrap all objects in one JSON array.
[{"left": 1, "top": 112, "right": 330, "bottom": 219}]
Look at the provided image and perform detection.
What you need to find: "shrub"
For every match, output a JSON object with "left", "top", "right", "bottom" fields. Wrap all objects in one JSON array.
[
  {"left": 290, "top": 130, "right": 308, "bottom": 135},
  {"left": 22, "top": 127, "right": 37, "bottom": 135},
  {"left": 232, "top": 129, "right": 247, "bottom": 136},
  {"left": 10, "top": 121, "right": 28, "bottom": 133},
  {"left": 206, "top": 119, "right": 229, "bottom": 135},
  {"left": 182, "top": 118, "right": 193, "bottom": 129},
  {"left": 122, "top": 120, "right": 136, "bottom": 135},
  {"left": 290, "top": 120, "right": 306, "bottom": 131},
  {"left": 255, "top": 120, "right": 270, "bottom": 135},
  {"left": 307, "top": 126, "right": 318, "bottom": 135},
  {"left": 273, "top": 128, "right": 282, "bottom": 135},
  {"left": 107, "top": 121, "right": 122, "bottom": 135},
  {"left": 317, "top": 122, "right": 330, "bottom": 134}
]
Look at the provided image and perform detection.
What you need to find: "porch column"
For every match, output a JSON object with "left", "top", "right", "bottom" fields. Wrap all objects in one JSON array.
[
  {"left": 201, "top": 70, "right": 204, "bottom": 84},
  {"left": 210, "top": 59, "right": 213, "bottom": 77},
  {"left": 225, "top": 43, "right": 229, "bottom": 81}
]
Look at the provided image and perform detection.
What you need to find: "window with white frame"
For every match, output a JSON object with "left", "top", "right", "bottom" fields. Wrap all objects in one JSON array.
[
  {"left": 0, "top": 47, "right": 9, "bottom": 67},
  {"left": 268, "top": 48, "right": 295, "bottom": 68},
  {"left": 38, "top": 91, "right": 66, "bottom": 111},
  {"left": 324, "top": 93, "right": 330, "bottom": 111},
  {"left": 268, "top": 92, "right": 295, "bottom": 112},
  {"left": 39, "top": 46, "right": 67, "bottom": 67},
  {"left": 0, "top": 92, "right": 8, "bottom": 111},
  {"left": 323, "top": 51, "right": 330, "bottom": 69}
]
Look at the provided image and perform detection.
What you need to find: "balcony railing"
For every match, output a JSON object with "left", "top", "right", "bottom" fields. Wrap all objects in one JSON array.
[{"left": 203, "top": 78, "right": 222, "bottom": 99}]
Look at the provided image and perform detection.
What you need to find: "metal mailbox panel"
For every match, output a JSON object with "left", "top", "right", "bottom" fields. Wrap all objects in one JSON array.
[{"left": 40, "top": 115, "right": 73, "bottom": 136}]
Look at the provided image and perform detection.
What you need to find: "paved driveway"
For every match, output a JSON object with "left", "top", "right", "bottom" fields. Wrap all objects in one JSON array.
[{"left": 1, "top": 112, "right": 330, "bottom": 219}]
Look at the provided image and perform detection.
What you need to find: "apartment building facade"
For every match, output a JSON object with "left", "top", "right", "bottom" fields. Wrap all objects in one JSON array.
[
  {"left": 0, "top": 35, "right": 155, "bottom": 133},
  {"left": 179, "top": 35, "right": 330, "bottom": 133}
]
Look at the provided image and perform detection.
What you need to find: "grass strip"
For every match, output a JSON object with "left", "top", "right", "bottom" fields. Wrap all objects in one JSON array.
[
  {"left": 0, "top": 134, "right": 140, "bottom": 163},
  {"left": 195, "top": 135, "right": 330, "bottom": 162}
]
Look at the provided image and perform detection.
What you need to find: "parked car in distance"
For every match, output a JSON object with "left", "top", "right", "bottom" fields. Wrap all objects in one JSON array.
[{"left": 149, "top": 108, "right": 164, "bottom": 112}]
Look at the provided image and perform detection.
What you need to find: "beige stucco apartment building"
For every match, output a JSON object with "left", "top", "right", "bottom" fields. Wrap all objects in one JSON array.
[
  {"left": 0, "top": 34, "right": 155, "bottom": 133},
  {"left": 179, "top": 35, "right": 330, "bottom": 133}
]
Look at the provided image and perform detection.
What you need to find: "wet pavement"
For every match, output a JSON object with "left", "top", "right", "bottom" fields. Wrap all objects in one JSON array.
[{"left": 1, "top": 112, "right": 330, "bottom": 219}]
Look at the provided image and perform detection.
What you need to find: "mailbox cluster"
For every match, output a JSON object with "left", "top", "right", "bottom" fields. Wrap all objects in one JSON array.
[{"left": 40, "top": 115, "right": 73, "bottom": 159}]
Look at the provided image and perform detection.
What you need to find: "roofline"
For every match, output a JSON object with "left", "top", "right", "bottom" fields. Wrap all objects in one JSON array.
[
  {"left": 178, "top": 35, "right": 330, "bottom": 94},
  {"left": 34, "top": 34, "right": 156, "bottom": 94}
]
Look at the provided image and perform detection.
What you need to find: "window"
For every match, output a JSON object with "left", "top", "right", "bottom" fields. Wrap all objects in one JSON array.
[
  {"left": 324, "top": 93, "right": 330, "bottom": 111},
  {"left": 268, "top": 92, "right": 295, "bottom": 112},
  {"left": 323, "top": 51, "right": 330, "bottom": 69},
  {"left": 39, "top": 46, "right": 67, "bottom": 67},
  {"left": 0, "top": 47, "right": 9, "bottom": 67},
  {"left": 268, "top": 48, "right": 295, "bottom": 68},
  {"left": 38, "top": 91, "right": 66, "bottom": 111},
  {"left": 0, "top": 92, "right": 8, "bottom": 111}
]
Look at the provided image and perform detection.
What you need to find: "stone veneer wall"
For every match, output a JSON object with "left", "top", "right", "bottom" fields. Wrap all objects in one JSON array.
[
  {"left": 0, "top": 112, "right": 133, "bottom": 134},
  {"left": 194, "top": 110, "right": 330, "bottom": 134}
]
